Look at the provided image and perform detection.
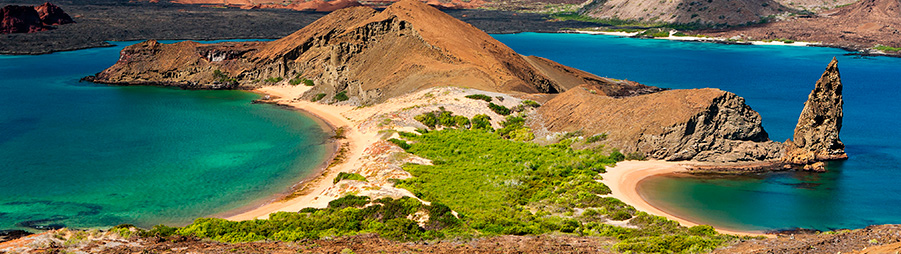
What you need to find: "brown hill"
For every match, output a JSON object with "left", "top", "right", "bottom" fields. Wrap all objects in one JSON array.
[
  {"left": 532, "top": 85, "right": 783, "bottom": 162},
  {"left": 92, "top": 0, "right": 659, "bottom": 104},
  {"left": 578, "top": 0, "right": 790, "bottom": 26},
  {"left": 702, "top": 0, "right": 901, "bottom": 49},
  {"left": 170, "top": 0, "right": 485, "bottom": 10}
]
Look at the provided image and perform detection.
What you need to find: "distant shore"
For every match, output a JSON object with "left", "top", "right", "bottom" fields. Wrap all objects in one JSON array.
[{"left": 602, "top": 160, "right": 773, "bottom": 237}]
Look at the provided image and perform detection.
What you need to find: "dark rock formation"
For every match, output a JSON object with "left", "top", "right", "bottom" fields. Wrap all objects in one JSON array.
[
  {"left": 34, "top": 2, "right": 74, "bottom": 26},
  {"left": 1, "top": 2, "right": 74, "bottom": 34},
  {"left": 1, "top": 5, "right": 45, "bottom": 34},
  {"left": 91, "top": 0, "right": 657, "bottom": 105},
  {"left": 533, "top": 86, "right": 784, "bottom": 163},
  {"left": 783, "top": 57, "right": 847, "bottom": 171},
  {"left": 0, "top": 230, "right": 33, "bottom": 243}
]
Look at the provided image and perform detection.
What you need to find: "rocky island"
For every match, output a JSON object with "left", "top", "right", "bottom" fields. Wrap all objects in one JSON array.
[
  {"left": 0, "top": 0, "right": 877, "bottom": 253},
  {"left": 0, "top": 2, "right": 74, "bottom": 34}
]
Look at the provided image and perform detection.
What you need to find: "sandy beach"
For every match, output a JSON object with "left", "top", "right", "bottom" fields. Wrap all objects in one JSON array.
[
  {"left": 603, "top": 160, "right": 772, "bottom": 237},
  {"left": 225, "top": 85, "right": 379, "bottom": 220}
]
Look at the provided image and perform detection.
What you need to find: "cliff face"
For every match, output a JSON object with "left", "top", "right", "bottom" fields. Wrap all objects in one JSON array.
[
  {"left": 92, "top": 0, "right": 658, "bottom": 104},
  {"left": 0, "top": 2, "right": 73, "bottom": 34},
  {"left": 533, "top": 86, "right": 783, "bottom": 162},
  {"left": 783, "top": 57, "right": 847, "bottom": 171}
]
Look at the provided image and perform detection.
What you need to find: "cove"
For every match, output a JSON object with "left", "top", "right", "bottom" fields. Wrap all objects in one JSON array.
[
  {"left": 493, "top": 32, "right": 901, "bottom": 232},
  {"left": 0, "top": 41, "right": 330, "bottom": 231}
]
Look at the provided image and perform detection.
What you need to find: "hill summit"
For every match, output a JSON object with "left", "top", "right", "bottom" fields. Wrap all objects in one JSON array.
[{"left": 92, "top": 0, "right": 659, "bottom": 105}]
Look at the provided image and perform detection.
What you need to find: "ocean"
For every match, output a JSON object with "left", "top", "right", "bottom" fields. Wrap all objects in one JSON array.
[
  {"left": 494, "top": 32, "right": 901, "bottom": 232},
  {"left": 0, "top": 41, "right": 330, "bottom": 231}
]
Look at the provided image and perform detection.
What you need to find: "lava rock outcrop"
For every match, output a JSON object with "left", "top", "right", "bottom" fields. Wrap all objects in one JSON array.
[
  {"left": 1, "top": 2, "right": 73, "bottom": 34},
  {"left": 783, "top": 57, "right": 847, "bottom": 171}
]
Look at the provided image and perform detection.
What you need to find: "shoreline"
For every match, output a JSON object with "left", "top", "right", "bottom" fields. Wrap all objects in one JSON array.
[
  {"left": 222, "top": 85, "right": 378, "bottom": 221},
  {"left": 602, "top": 160, "right": 773, "bottom": 237},
  {"left": 210, "top": 96, "right": 341, "bottom": 220},
  {"left": 567, "top": 30, "right": 820, "bottom": 47}
]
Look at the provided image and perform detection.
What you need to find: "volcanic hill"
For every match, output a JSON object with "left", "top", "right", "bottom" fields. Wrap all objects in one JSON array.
[
  {"left": 701, "top": 0, "right": 901, "bottom": 50},
  {"left": 577, "top": 0, "right": 790, "bottom": 26},
  {"left": 91, "top": 0, "right": 660, "bottom": 105}
]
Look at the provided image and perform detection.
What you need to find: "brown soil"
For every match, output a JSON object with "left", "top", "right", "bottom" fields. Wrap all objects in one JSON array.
[
  {"left": 701, "top": 0, "right": 901, "bottom": 50},
  {"left": 578, "top": 0, "right": 789, "bottom": 26},
  {"left": 714, "top": 224, "right": 901, "bottom": 254}
]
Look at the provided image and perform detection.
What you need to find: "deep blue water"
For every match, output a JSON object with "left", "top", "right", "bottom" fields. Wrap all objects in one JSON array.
[
  {"left": 0, "top": 41, "right": 329, "bottom": 231},
  {"left": 494, "top": 33, "right": 901, "bottom": 231}
]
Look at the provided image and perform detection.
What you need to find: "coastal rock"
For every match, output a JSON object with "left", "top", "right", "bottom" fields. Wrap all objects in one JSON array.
[
  {"left": 783, "top": 57, "right": 847, "bottom": 171},
  {"left": 1, "top": 2, "right": 74, "bottom": 34},
  {"left": 92, "top": 0, "right": 660, "bottom": 104},
  {"left": 533, "top": 85, "right": 784, "bottom": 162}
]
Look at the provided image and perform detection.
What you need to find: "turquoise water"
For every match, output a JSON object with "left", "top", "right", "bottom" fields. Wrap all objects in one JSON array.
[
  {"left": 0, "top": 41, "right": 329, "bottom": 231},
  {"left": 494, "top": 33, "right": 901, "bottom": 231}
]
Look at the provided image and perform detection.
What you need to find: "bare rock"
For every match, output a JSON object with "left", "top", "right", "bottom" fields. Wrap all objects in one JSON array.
[
  {"left": 783, "top": 57, "right": 848, "bottom": 170},
  {"left": 534, "top": 85, "right": 784, "bottom": 162}
]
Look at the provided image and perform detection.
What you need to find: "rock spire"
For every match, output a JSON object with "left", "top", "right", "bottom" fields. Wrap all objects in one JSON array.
[{"left": 783, "top": 57, "right": 848, "bottom": 171}]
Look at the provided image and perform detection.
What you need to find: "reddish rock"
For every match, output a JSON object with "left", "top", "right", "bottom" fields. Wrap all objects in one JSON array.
[
  {"left": 782, "top": 57, "right": 847, "bottom": 171},
  {"left": 34, "top": 2, "right": 75, "bottom": 26},
  {"left": 1, "top": 5, "right": 45, "bottom": 33},
  {"left": 1, "top": 2, "right": 74, "bottom": 34}
]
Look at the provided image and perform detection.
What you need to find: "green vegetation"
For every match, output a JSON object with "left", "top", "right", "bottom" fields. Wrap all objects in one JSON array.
[
  {"left": 488, "top": 103, "right": 512, "bottom": 115},
  {"left": 175, "top": 195, "right": 459, "bottom": 242},
  {"left": 288, "top": 76, "right": 314, "bottom": 86},
  {"left": 465, "top": 94, "right": 493, "bottom": 102},
  {"left": 263, "top": 77, "right": 284, "bottom": 83},
  {"left": 521, "top": 100, "right": 541, "bottom": 108},
  {"left": 875, "top": 45, "right": 901, "bottom": 52},
  {"left": 334, "top": 91, "right": 349, "bottom": 102},
  {"left": 333, "top": 172, "right": 368, "bottom": 184},
  {"left": 311, "top": 93, "right": 327, "bottom": 102},
  {"left": 134, "top": 111, "right": 735, "bottom": 252},
  {"left": 212, "top": 70, "right": 237, "bottom": 85},
  {"left": 585, "top": 133, "right": 608, "bottom": 143},
  {"left": 638, "top": 28, "right": 671, "bottom": 38}
]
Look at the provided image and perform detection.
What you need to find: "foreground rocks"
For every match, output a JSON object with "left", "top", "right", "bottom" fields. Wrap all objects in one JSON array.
[
  {"left": 1, "top": 2, "right": 74, "bottom": 34},
  {"left": 783, "top": 57, "right": 847, "bottom": 171}
]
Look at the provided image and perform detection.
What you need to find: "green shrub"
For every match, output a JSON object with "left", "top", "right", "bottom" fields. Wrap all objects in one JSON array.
[
  {"left": 465, "top": 94, "right": 492, "bottom": 102},
  {"left": 875, "top": 45, "right": 901, "bottom": 52},
  {"left": 304, "top": 79, "right": 315, "bottom": 86},
  {"left": 470, "top": 114, "right": 492, "bottom": 130},
  {"left": 334, "top": 172, "right": 368, "bottom": 184},
  {"left": 289, "top": 78, "right": 302, "bottom": 86},
  {"left": 388, "top": 138, "right": 412, "bottom": 150},
  {"left": 312, "top": 93, "right": 327, "bottom": 102},
  {"left": 414, "top": 112, "right": 438, "bottom": 128},
  {"left": 521, "top": 100, "right": 541, "bottom": 108},
  {"left": 488, "top": 103, "right": 511, "bottom": 115},
  {"left": 328, "top": 195, "right": 371, "bottom": 209},
  {"left": 334, "top": 91, "right": 349, "bottom": 102},
  {"left": 626, "top": 151, "right": 648, "bottom": 161},
  {"left": 453, "top": 115, "right": 470, "bottom": 129},
  {"left": 264, "top": 77, "right": 283, "bottom": 83},
  {"left": 585, "top": 133, "right": 608, "bottom": 143}
]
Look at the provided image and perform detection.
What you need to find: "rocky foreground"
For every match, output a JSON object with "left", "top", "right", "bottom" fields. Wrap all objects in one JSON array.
[{"left": 3, "top": 225, "right": 901, "bottom": 253}]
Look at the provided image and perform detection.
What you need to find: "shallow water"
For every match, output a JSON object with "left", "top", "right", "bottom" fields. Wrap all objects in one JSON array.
[
  {"left": 0, "top": 41, "right": 330, "bottom": 230},
  {"left": 494, "top": 33, "right": 901, "bottom": 231}
]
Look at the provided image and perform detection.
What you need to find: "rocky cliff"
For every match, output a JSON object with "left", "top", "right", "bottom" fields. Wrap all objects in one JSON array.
[
  {"left": 91, "top": 0, "right": 658, "bottom": 105},
  {"left": 782, "top": 57, "right": 847, "bottom": 171},
  {"left": 532, "top": 85, "right": 783, "bottom": 162},
  {"left": 1, "top": 2, "right": 73, "bottom": 34}
]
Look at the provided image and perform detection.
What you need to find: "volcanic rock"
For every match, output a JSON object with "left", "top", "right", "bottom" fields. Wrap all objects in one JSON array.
[
  {"left": 783, "top": 57, "right": 846, "bottom": 171},
  {"left": 533, "top": 85, "right": 784, "bottom": 162},
  {"left": 578, "top": 0, "right": 790, "bottom": 26},
  {"left": 1, "top": 2, "right": 74, "bottom": 34},
  {"left": 34, "top": 2, "right": 75, "bottom": 26},
  {"left": 92, "top": 0, "right": 658, "bottom": 104}
]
